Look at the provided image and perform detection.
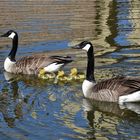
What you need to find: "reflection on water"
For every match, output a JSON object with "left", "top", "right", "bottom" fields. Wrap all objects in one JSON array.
[
  {"left": 83, "top": 99, "right": 140, "bottom": 139},
  {"left": 0, "top": 0, "right": 140, "bottom": 140}
]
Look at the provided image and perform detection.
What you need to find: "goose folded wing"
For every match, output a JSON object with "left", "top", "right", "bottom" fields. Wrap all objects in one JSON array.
[
  {"left": 92, "top": 77, "right": 140, "bottom": 102},
  {"left": 15, "top": 55, "right": 54, "bottom": 74},
  {"left": 49, "top": 55, "right": 73, "bottom": 64},
  {"left": 15, "top": 55, "right": 73, "bottom": 74}
]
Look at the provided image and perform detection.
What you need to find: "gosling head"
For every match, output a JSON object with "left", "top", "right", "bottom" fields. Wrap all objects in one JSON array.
[
  {"left": 70, "top": 68, "right": 78, "bottom": 76},
  {"left": 72, "top": 41, "right": 93, "bottom": 52},
  {"left": 57, "top": 70, "right": 65, "bottom": 78},
  {"left": 1, "top": 30, "right": 18, "bottom": 39}
]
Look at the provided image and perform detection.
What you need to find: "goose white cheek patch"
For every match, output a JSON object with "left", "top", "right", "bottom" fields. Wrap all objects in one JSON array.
[
  {"left": 8, "top": 32, "right": 16, "bottom": 39},
  {"left": 82, "top": 44, "right": 91, "bottom": 51}
]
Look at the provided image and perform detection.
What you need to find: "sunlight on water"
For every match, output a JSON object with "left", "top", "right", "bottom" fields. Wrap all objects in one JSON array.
[{"left": 0, "top": 0, "right": 140, "bottom": 140}]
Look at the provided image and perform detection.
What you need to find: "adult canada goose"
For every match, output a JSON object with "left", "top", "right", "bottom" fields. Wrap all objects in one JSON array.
[
  {"left": 1, "top": 30, "right": 73, "bottom": 75},
  {"left": 72, "top": 41, "right": 140, "bottom": 104}
]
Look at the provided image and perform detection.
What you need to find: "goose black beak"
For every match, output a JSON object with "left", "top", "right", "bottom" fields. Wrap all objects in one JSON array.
[
  {"left": 1, "top": 33, "right": 7, "bottom": 37},
  {"left": 71, "top": 45, "right": 81, "bottom": 49}
]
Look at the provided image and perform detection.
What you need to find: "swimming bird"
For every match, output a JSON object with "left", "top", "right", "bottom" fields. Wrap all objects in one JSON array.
[
  {"left": 1, "top": 30, "right": 73, "bottom": 75},
  {"left": 72, "top": 41, "right": 140, "bottom": 104}
]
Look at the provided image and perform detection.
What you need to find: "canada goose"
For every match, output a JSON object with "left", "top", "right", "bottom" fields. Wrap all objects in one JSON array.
[
  {"left": 1, "top": 30, "right": 73, "bottom": 75},
  {"left": 72, "top": 41, "right": 140, "bottom": 104}
]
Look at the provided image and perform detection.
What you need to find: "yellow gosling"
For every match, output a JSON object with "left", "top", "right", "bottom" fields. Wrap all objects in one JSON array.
[
  {"left": 57, "top": 70, "right": 65, "bottom": 77},
  {"left": 46, "top": 73, "right": 56, "bottom": 79},
  {"left": 77, "top": 74, "right": 85, "bottom": 79},
  {"left": 56, "top": 70, "right": 67, "bottom": 81},
  {"left": 70, "top": 68, "right": 78, "bottom": 76},
  {"left": 38, "top": 68, "right": 46, "bottom": 78},
  {"left": 69, "top": 68, "right": 85, "bottom": 80},
  {"left": 38, "top": 68, "right": 55, "bottom": 79},
  {"left": 38, "top": 68, "right": 85, "bottom": 81}
]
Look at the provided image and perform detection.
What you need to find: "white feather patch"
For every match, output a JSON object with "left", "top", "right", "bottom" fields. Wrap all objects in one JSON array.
[
  {"left": 44, "top": 63, "right": 64, "bottom": 72},
  {"left": 82, "top": 80, "right": 95, "bottom": 97},
  {"left": 82, "top": 44, "right": 91, "bottom": 51},
  {"left": 4, "top": 57, "right": 16, "bottom": 73},
  {"left": 119, "top": 91, "right": 140, "bottom": 104},
  {"left": 8, "top": 32, "right": 16, "bottom": 39}
]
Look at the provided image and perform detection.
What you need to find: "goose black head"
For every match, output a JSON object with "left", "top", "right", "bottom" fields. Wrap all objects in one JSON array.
[
  {"left": 1, "top": 30, "right": 18, "bottom": 39},
  {"left": 72, "top": 41, "right": 93, "bottom": 52}
]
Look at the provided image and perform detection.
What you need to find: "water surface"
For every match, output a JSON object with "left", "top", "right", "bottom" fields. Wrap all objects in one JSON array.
[{"left": 0, "top": 0, "right": 140, "bottom": 140}]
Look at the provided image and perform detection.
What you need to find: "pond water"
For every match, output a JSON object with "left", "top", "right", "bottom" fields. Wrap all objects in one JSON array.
[{"left": 0, "top": 0, "right": 140, "bottom": 140}]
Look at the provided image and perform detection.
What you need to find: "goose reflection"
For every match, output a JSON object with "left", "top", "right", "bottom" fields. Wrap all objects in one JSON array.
[
  {"left": 2, "top": 72, "right": 55, "bottom": 128},
  {"left": 83, "top": 98, "right": 140, "bottom": 116},
  {"left": 82, "top": 98, "right": 140, "bottom": 139},
  {"left": 0, "top": 72, "right": 25, "bottom": 128},
  {"left": 4, "top": 71, "right": 49, "bottom": 87}
]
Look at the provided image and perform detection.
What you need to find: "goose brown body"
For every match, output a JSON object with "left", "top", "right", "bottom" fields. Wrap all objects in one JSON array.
[
  {"left": 12, "top": 55, "right": 72, "bottom": 75},
  {"left": 86, "top": 77, "right": 140, "bottom": 102}
]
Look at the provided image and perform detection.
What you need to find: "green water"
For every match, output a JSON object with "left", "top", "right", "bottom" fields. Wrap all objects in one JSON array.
[{"left": 0, "top": 0, "right": 140, "bottom": 139}]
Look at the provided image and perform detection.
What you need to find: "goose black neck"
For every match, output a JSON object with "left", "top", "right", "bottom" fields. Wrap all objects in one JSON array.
[
  {"left": 86, "top": 46, "right": 95, "bottom": 82},
  {"left": 8, "top": 35, "right": 18, "bottom": 61}
]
